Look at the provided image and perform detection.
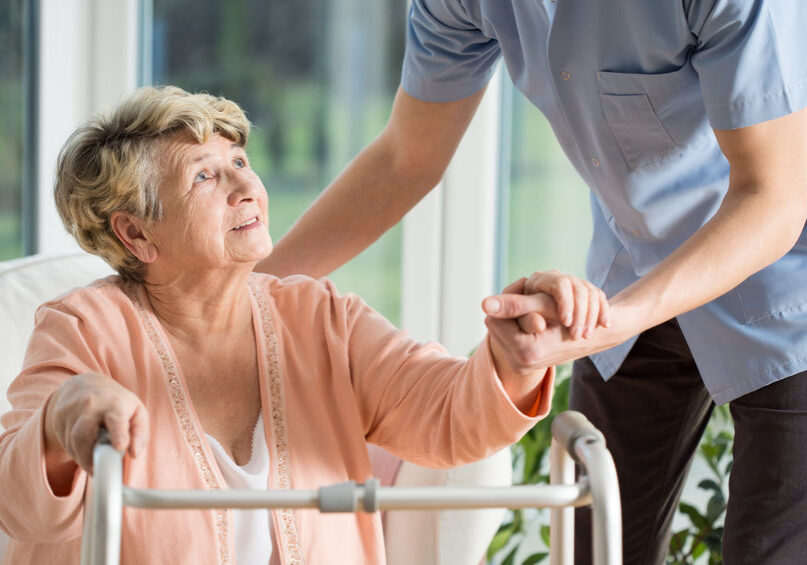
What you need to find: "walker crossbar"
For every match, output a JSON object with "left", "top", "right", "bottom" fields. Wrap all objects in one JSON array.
[
  {"left": 122, "top": 483, "right": 591, "bottom": 511},
  {"left": 80, "top": 411, "right": 622, "bottom": 565}
]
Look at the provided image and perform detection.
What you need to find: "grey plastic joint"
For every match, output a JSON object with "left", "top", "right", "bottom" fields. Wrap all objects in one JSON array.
[
  {"left": 319, "top": 481, "right": 359, "bottom": 513},
  {"left": 551, "top": 411, "right": 606, "bottom": 462},
  {"left": 363, "top": 478, "right": 379, "bottom": 513}
]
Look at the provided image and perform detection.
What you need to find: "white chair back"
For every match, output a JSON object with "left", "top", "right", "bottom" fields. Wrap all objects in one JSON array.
[
  {"left": 0, "top": 252, "right": 112, "bottom": 560},
  {"left": 0, "top": 252, "right": 113, "bottom": 420}
]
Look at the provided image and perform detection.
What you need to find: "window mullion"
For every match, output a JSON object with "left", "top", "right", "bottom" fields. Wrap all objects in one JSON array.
[
  {"left": 438, "top": 66, "right": 504, "bottom": 357},
  {"left": 36, "top": 0, "right": 139, "bottom": 254}
]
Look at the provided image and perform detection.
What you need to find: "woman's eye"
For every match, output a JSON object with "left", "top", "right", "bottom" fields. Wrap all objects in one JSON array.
[
  {"left": 234, "top": 157, "right": 246, "bottom": 168},
  {"left": 193, "top": 171, "right": 210, "bottom": 183}
]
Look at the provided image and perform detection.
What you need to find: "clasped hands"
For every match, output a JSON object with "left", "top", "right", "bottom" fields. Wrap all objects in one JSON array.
[{"left": 483, "top": 271, "right": 611, "bottom": 412}]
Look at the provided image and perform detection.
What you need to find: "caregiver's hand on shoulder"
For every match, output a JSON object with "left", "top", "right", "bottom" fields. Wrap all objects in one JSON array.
[{"left": 45, "top": 372, "right": 149, "bottom": 476}]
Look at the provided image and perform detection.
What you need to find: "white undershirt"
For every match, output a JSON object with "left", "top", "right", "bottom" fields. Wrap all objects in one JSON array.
[{"left": 207, "top": 413, "right": 273, "bottom": 565}]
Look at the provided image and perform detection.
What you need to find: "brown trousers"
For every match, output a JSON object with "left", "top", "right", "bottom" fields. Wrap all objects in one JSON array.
[{"left": 570, "top": 319, "right": 807, "bottom": 565}]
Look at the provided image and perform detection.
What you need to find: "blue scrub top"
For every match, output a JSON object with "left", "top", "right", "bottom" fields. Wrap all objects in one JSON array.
[{"left": 402, "top": 0, "right": 807, "bottom": 404}]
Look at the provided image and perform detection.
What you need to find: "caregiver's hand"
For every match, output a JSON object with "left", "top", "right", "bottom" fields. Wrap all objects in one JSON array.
[
  {"left": 44, "top": 372, "right": 149, "bottom": 478},
  {"left": 484, "top": 270, "right": 610, "bottom": 339},
  {"left": 483, "top": 274, "right": 611, "bottom": 412},
  {"left": 484, "top": 274, "right": 638, "bottom": 385}
]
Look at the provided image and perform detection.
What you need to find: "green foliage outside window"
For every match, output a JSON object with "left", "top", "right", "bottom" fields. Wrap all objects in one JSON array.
[{"left": 0, "top": 0, "right": 25, "bottom": 260}]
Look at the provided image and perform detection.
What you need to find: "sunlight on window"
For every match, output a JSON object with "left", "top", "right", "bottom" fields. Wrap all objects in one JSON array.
[{"left": 500, "top": 80, "right": 592, "bottom": 287}]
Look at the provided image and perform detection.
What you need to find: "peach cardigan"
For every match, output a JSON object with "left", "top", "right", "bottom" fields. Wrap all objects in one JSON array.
[{"left": 0, "top": 274, "right": 553, "bottom": 564}]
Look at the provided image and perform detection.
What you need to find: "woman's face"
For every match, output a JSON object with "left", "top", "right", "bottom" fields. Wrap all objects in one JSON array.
[{"left": 146, "top": 133, "right": 273, "bottom": 274}]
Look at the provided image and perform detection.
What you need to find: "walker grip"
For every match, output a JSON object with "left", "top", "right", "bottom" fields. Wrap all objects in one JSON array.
[{"left": 551, "top": 411, "right": 606, "bottom": 463}]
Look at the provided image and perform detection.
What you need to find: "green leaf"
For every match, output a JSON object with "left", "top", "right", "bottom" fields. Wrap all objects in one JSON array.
[
  {"left": 713, "top": 431, "right": 733, "bottom": 456},
  {"left": 693, "top": 541, "right": 707, "bottom": 559},
  {"left": 540, "top": 524, "right": 551, "bottom": 547},
  {"left": 669, "top": 529, "right": 688, "bottom": 554},
  {"left": 512, "top": 509, "right": 523, "bottom": 531},
  {"left": 704, "top": 528, "right": 723, "bottom": 553},
  {"left": 716, "top": 430, "right": 733, "bottom": 443},
  {"left": 706, "top": 492, "right": 726, "bottom": 522},
  {"left": 701, "top": 443, "right": 718, "bottom": 459},
  {"left": 704, "top": 458, "right": 721, "bottom": 477},
  {"left": 523, "top": 552, "right": 549, "bottom": 565},
  {"left": 501, "top": 546, "right": 518, "bottom": 565},
  {"left": 487, "top": 526, "right": 515, "bottom": 558},
  {"left": 698, "top": 479, "right": 722, "bottom": 494},
  {"left": 679, "top": 502, "right": 708, "bottom": 530},
  {"left": 494, "top": 520, "right": 514, "bottom": 536}
]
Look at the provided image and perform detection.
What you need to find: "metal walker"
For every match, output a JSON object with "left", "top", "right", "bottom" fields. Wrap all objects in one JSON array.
[{"left": 80, "top": 410, "right": 621, "bottom": 565}]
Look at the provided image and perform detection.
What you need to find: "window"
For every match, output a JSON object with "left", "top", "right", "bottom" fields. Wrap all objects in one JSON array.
[
  {"left": 149, "top": 0, "right": 405, "bottom": 323},
  {"left": 0, "top": 0, "right": 33, "bottom": 260},
  {"left": 498, "top": 79, "right": 592, "bottom": 288}
]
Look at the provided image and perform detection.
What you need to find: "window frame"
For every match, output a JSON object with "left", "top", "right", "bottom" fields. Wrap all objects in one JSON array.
[
  {"left": 22, "top": 0, "right": 40, "bottom": 255},
  {"left": 34, "top": 0, "right": 140, "bottom": 255},
  {"left": 402, "top": 69, "right": 505, "bottom": 355}
]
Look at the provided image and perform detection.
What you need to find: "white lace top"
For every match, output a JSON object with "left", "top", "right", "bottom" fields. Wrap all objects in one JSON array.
[{"left": 207, "top": 413, "right": 273, "bottom": 564}]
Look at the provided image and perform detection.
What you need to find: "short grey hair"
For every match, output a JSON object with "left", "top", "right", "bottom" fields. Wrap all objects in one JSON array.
[{"left": 54, "top": 85, "right": 251, "bottom": 281}]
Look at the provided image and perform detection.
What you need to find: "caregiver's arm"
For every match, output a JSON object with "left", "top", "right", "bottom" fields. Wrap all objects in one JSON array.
[
  {"left": 485, "top": 107, "right": 807, "bottom": 366},
  {"left": 615, "top": 107, "right": 807, "bottom": 329},
  {"left": 256, "top": 87, "right": 485, "bottom": 278}
]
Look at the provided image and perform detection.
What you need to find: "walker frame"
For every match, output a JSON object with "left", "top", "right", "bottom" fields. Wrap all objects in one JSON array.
[{"left": 80, "top": 410, "right": 621, "bottom": 564}]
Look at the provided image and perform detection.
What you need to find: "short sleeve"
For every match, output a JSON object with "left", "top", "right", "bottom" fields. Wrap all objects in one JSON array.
[
  {"left": 401, "top": 0, "right": 501, "bottom": 102},
  {"left": 688, "top": 0, "right": 807, "bottom": 129}
]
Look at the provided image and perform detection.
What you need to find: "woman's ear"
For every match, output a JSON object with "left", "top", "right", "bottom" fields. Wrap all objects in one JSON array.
[{"left": 110, "top": 212, "right": 158, "bottom": 263}]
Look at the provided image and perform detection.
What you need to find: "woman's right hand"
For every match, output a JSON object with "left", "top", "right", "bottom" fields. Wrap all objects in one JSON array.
[{"left": 44, "top": 372, "right": 149, "bottom": 474}]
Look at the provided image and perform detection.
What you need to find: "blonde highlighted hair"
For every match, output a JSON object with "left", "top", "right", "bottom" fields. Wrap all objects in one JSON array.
[{"left": 54, "top": 85, "right": 251, "bottom": 281}]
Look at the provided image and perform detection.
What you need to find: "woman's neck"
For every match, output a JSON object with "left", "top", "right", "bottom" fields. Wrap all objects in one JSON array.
[{"left": 142, "top": 268, "right": 255, "bottom": 344}]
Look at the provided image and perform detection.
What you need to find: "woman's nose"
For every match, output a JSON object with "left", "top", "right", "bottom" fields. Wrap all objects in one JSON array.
[{"left": 227, "top": 174, "right": 262, "bottom": 206}]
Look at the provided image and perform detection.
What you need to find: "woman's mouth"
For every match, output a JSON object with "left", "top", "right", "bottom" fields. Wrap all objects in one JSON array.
[{"left": 232, "top": 217, "right": 259, "bottom": 231}]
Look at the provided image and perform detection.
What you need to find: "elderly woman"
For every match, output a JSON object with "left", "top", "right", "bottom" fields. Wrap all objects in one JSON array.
[{"left": 0, "top": 86, "right": 607, "bottom": 564}]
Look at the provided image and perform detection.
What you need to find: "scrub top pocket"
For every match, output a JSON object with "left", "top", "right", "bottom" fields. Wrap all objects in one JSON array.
[
  {"left": 597, "top": 65, "right": 708, "bottom": 171},
  {"left": 599, "top": 93, "right": 677, "bottom": 170}
]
